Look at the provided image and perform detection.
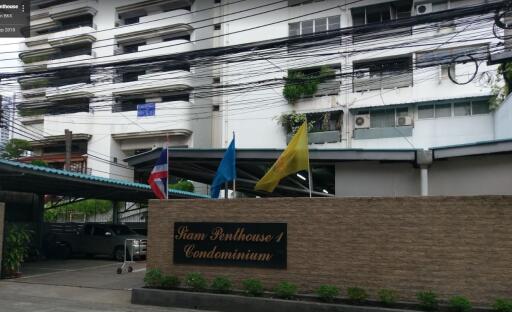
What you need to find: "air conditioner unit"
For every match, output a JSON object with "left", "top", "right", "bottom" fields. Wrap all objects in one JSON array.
[
  {"left": 397, "top": 116, "right": 412, "bottom": 126},
  {"left": 416, "top": 3, "right": 432, "bottom": 15},
  {"left": 354, "top": 114, "right": 370, "bottom": 129}
]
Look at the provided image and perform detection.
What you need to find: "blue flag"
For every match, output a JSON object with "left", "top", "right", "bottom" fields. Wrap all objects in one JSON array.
[{"left": 211, "top": 137, "right": 236, "bottom": 198}]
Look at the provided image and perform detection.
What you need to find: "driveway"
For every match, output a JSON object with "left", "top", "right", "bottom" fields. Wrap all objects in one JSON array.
[{"left": 0, "top": 258, "right": 207, "bottom": 311}]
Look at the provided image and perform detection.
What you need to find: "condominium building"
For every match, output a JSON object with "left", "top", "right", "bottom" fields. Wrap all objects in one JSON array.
[{"left": 13, "top": 0, "right": 508, "bottom": 188}]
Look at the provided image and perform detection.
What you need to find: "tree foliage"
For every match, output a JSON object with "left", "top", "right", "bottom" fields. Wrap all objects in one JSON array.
[
  {"left": 169, "top": 179, "right": 195, "bottom": 192},
  {"left": 1, "top": 139, "right": 31, "bottom": 159},
  {"left": 44, "top": 199, "right": 112, "bottom": 222}
]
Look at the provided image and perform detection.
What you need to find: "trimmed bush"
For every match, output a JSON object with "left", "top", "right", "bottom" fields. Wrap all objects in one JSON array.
[
  {"left": 211, "top": 276, "right": 232, "bottom": 294},
  {"left": 185, "top": 272, "right": 207, "bottom": 291},
  {"left": 378, "top": 289, "right": 398, "bottom": 305},
  {"left": 347, "top": 287, "right": 368, "bottom": 303},
  {"left": 274, "top": 282, "right": 298, "bottom": 300},
  {"left": 449, "top": 296, "right": 472, "bottom": 312},
  {"left": 160, "top": 275, "right": 181, "bottom": 289},
  {"left": 417, "top": 291, "right": 438, "bottom": 311},
  {"left": 242, "top": 279, "right": 264, "bottom": 297},
  {"left": 494, "top": 299, "right": 512, "bottom": 312},
  {"left": 316, "top": 285, "right": 340, "bottom": 302},
  {"left": 144, "top": 268, "right": 163, "bottom": 288}
]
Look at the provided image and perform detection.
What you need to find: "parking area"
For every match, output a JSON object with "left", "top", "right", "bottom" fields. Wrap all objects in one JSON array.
[{"left": 10, "top": 258, "right": 147, "bottom": 290}]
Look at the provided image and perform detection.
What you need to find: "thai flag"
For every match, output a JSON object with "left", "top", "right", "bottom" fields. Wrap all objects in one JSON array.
[{"left": 148, "top": 148, "right": 168, "bottom": 199}]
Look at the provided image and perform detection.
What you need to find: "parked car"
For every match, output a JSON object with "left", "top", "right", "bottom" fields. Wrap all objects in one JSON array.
[{"left": 43, "top": 223, "right": 147, "bottom": 261}]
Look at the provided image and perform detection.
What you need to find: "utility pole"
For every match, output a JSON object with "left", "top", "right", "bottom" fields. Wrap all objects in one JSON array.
[{"left": 64, "top": 129, "right": 72, "bottom": 171}]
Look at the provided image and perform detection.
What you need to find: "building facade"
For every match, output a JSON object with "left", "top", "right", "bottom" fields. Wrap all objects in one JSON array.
[{"left": 13, "top": 0, "right": 508, "bottom": 187}]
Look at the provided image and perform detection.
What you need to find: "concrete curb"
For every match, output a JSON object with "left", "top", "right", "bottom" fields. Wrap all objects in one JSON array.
[{"left": 132, "top": 288, "right": 421, "bottom": 312}]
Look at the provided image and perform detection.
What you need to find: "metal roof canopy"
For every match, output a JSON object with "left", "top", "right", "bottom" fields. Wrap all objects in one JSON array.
[
  {"left": 125, "top": 148, "right": 417, "bottom": 197},
  {"left": 0, "top": 159, "right": 206, "bottom": 201}
]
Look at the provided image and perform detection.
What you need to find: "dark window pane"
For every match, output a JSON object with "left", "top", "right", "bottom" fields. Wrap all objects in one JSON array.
[
  {"left": 289, "top": 22, "right": 300, "bottom": 36},
  {"left": 370, "top": 108, "right": 395, "bottom": 127},
  {"left": 418, "top": 105, "right": 434, "bottom": 119},
  {"left": 472, "top": 100, "right": 490, "bottom": 115},
  {"left": 315, "top": 18, "right": 327, "bottom": 32},
  {"left": 302, "top": 20, "right": 313, "bottom": 34},
  {"left": 435, "top": 103, "right": 451, "bottom": 118},
  {"left": 453, "top": 102, "right": 470, "bottom": 116},
  {"left": 352, "top": 10, "right": 365, "bottom": 26}
]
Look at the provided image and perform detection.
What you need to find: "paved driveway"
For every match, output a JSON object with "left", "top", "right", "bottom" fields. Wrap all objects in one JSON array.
[
  {"left": 13, "top": 258, "right": 146, "bottom": 289},
  {"left": 0, "top": 258, "right": 208, "bottom": 311}
]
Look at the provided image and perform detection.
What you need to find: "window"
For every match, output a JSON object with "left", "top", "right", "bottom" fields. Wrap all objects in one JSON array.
[
  {"left": 161, "top": 93, "right": 190, "bottom": 102},
  {"left": 370, "top": 108, "right": 396, "bottom": 128},
  {"left": 288, "top": 16, "right": 340, "bottom": 36},
  {"left": 214, "top": 23, "right": 221, "bottom": 30},
  {"left": 214, "top": 0, "right": 221, "bottom": 3},
  {"left": 453, "top": 101, "right": 470, "bottom": 116},
  {"left": 435, "top": 103, "right": 452, "bottom": 118},
  {"left": 93, "top": 226, "right": 108, "bottom": 236},
  {"left": 122, "top": 42, "right": 145, "bottom": 54},
  {"left": 163, "top": 34, "right": 190, "bottom": 42},
  {"left": 213, "top": 105, "right": 220, "bottom": 111},
  {"left": 353, "top": 56, "right": 413, "bottom": 91},
  {"left": 121, "top": 70, "right": 146, "bottom": 82},
  {"left": 351, "top": 1, "right": 412, "bottom": 41},
  {"left": 351, "top": 1, "right": 412, "bottom": 26},
  {"left": 472, "top": 100, "right": 490, "bottom": 115},
  {"left": 113, "top": 97, "right": 145, "bottom": 112},
  {"left": 213, "top": 77, "right": 221, "bottom": 83},
  {"left": 288, "top": 0, "right": 325, "bottom": 7},
  {"left": 418, "top": 105, "right": 434, "bottom": 119}
]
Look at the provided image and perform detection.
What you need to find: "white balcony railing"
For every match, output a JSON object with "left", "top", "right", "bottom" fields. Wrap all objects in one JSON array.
[
  {"left": 47, "top": 52, "right": 95, "bottom": 69},
  {"left": 46, "top": 82, "right": 89, "bottom": 98},
  {"left": 48, "top": 25, "right": 97, "bottom": 43}
]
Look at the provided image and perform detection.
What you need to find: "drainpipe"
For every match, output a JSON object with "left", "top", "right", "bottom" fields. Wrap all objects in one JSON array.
[{"left": 416, "top": 149, "right": 433, "bottom": 196}]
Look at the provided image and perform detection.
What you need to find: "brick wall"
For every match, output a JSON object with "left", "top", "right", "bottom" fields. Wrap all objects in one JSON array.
[{"left": 148, "top": 196, "right": 512, "bottom": 304}]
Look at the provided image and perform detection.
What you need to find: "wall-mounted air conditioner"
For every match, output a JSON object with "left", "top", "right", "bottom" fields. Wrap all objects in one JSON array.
[
  {"left": 354, "top": 114, "right": 370, "bottom": 129},
  {"left": 397, "top": 116, "right": 413, "bottom": 126},
  {"left": 416, "top": 3, "right": 432, "bottom": 15}
]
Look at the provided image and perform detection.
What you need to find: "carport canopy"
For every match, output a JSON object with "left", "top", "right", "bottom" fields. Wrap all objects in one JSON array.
[{"left": 0, "top": 158, "right": 206, "bottom": 201}]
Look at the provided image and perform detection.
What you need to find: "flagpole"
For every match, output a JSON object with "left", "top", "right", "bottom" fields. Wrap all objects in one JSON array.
[
  {"left": 166, "top": 145, "right": 169, "bottom": 200},
  {"left": 305, "top": 119, "right": 312, "bottom": 198},
  {"left": 232, "top": 131, "right": 236, "bottom": 199}
]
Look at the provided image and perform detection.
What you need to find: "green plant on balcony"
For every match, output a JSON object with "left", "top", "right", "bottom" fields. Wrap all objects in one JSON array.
[
  {"left": 278, "top": 112, "right": 314, "bottom": 135},
  {"left": 489, "top": 62, "right": 512, "bottom": 110},
  {"left": 283, "top": 66, "right": 335, "bottom": 103}
]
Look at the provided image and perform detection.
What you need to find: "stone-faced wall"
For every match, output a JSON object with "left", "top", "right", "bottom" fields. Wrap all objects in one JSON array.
[{"left": 148, "top": 196, "right": 512, "bottom": 304}]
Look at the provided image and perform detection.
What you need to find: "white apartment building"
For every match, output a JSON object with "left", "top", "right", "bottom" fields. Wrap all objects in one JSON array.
[{"left": 12, "top": 0, "right": 509, "bottom": 187}]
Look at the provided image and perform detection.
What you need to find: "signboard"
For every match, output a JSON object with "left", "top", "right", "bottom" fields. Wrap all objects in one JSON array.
[
  {"left": 173, "top": 222, "right": 287, "bottom": 269},
  {"left": 137, "top": 103, "right": 155, "bottom": 117},
  {"left": 0, "top": 1, "right": 30, "bottom": 38}
]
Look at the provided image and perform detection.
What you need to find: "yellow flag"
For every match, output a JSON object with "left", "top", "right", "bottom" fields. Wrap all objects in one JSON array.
[{"left": 255, "top": 121, "right": 309, "bottom": 192}]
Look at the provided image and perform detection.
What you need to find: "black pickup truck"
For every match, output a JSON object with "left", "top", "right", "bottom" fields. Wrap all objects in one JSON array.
[{"left": 43, "top": 223, "right": 147, "bottom": 261}]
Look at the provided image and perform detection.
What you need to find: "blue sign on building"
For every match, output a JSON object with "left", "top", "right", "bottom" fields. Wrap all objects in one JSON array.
[{"left": 137, "top": 103, "right": 155, "bottom": 117}]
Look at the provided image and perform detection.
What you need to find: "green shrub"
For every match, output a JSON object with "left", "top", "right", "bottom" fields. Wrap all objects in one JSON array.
[
  {"left": 494, "top": 299, "right": 512, "bottom": 312},
  {"left": 417, "top": 291, "right": 438, "bottom": 311},
  {"left": 242, "top": 279, "right": 264, "bottom": 297},
  {"left": 378, "top": 289, "right": 398, "bottom": 305},
  {"left": 2, "top": 224, "right": 32, "bottom": 276},
  {"left": 185, "top": 272, "right": 207, "bottom": 291},
  {"left": 449, "top": 296, "right": 472, "bottom": 312},
  {"left": 160, "top": 275, "right": 181, "bottom": 289},
  {"left": 347, "top": 287, "right": 368, "bottom": 303},
  {"left": 211, "top": 276, "right": 232, "bottom": 294},
  {"left": 144, "top": 268, "right": 163, "bottom": 288},
  {"left": 316, "top": 285, "right": 339, "bottom": 302},
  {"left": 274, "top": 282, "right": 298, "bottom": 300}
]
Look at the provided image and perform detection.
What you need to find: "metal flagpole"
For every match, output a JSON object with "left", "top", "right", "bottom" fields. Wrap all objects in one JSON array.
[
  {"left": 232, "top": 131, "right": 236, "bottom": 199},
  {"left": 166, "top": 135, "right": 170, "bottom": 200},
  {"left": 308, "top": 165, "right": 313, "bottom": 198}
]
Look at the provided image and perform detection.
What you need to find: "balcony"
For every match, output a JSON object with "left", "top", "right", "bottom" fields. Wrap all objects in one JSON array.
[
  {"left": 47, "top": 52, "right": 95, "bottom": 69},
  {"left": 283, "top": 110, "right": 343, "bottom": 144},
  {"left": 139, "top": 9, "right": 192, "bottom": 25},
  {"left": 46, "top": 83, "right": 93, "bottom": 99},
  {"left": 32, "top": 0, "right": 98, "bottom": 20},
  {"left": 48, "top": 25, "right": 96, "bottom": 46},
  {"left": 113, "top": 68, "right": 193, "bottom": 92}
]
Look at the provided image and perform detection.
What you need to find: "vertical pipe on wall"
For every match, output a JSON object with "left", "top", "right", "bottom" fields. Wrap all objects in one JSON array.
[{"left": 420, "top": 167, "right": 429, "bottom": 196}]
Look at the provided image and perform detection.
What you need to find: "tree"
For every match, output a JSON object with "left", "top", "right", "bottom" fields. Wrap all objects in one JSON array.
[{"left": 1, "top": 139, "right": 31, "bottom": 159}]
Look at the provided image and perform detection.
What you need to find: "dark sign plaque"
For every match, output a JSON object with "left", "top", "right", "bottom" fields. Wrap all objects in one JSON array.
[{"left": 173, "top": 222, "right": 287, "bottom": 269}]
